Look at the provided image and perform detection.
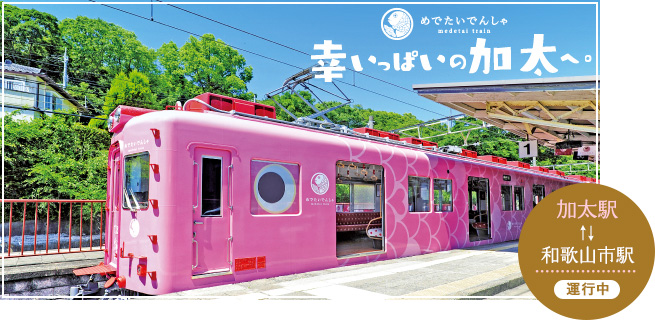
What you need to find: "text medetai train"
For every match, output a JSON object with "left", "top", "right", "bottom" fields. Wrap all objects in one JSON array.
[{"left": 72, "top": 92, "right": 593, "bottom": 296}]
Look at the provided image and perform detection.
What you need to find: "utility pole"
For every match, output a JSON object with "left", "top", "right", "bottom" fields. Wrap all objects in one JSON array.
[
  {"left": 63, "top": 48, "right": 69, "bottom": 89},
  {"left": 367, "top": 115, "right": 375, "bottom": 129}
]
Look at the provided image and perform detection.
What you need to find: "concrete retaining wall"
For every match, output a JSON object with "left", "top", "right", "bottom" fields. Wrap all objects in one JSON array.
[
  {"left": 2, "top": 256, "right": 104, "bottom": 298},
  {"left": 4, "top": 273, "right": 92, "bottom": 297}
]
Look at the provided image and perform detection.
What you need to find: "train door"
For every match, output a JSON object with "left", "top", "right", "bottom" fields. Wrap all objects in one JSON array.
[
  {"left": 335, "top": 161, "right": 385, "bottom": 258},
  {"left": 107, "top": 147, "right": 121, "bottom": 267},
  {"left": 533, "top": 184, "right": 545, "bottom": 207},
  {"left": 468, "top": 177, "right": 491, "bottom": 241},
  {"left": 192, "top": 148, "right": 232, "bottom": 277}
]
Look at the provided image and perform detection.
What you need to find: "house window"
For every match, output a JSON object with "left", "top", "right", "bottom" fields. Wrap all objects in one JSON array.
[
  {"left": 514, "top": 186, "right": 525, "bottom": 211},
  {"left": 433, "top": 179, "right": 453, "bottom": 212},
  {"left": 3, "top": 76, "right": 32, "bottom": 93},
  {"left": 501, "top": 185, "right": 513, "bottom": 211},
  {"left": 54, "top": 96, "right": 62, "bottom": 111},
  {"left": 45, "top": 92, "right": 54, "bottom": 111},
  {"left": 408, "top": 176, "right": 430, "bottom": 212}
]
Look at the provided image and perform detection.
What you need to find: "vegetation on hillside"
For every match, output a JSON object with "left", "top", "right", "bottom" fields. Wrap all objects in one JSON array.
[{"left": 3, "top": 4, "right": 597, "bottom": 209}]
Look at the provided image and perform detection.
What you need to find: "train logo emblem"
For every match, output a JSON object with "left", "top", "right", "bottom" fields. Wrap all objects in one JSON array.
[
  {"left": 381, "top": 8, "right": 413, "bottom": 40},
  {"left": 129, "top": 219, "right": 140, "bottom": 237},
  {"left": 507, "top": 221, "right": 512, "bottom": 231},
  {"left": 311, "top": 172, "right": 329, "bottom": 195}
]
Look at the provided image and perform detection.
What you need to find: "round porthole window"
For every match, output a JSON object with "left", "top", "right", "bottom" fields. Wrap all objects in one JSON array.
[{"left": 253, "top": 164, "right": 297, "bottom": 213}]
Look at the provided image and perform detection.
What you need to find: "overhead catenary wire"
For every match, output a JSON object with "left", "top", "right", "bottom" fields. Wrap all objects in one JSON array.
[
  {"left": 2, "top": 78, "right": 176, "bottom": 114},
  {"left": 155, "top": 0, "right": 416, "bottom": 95},
  {"left": 2, "top": 105, "right": 107, "bottom": 121},
  {"left": 89, "top": 1, "right": 460, "bottom": 120},
  {"left": 14, "top": 2, "right": 456, "bottom": 121},
  {"left": 144, "top": 3, "right": 538, "bottom": 143},
  {"left": 4, "top": 57, "right": 188, "bottom": 108},
  {"left": 88, "top": 0, "right": 302, "bottom": 70},
  {"left": 8, "top": 40, "right": 525, "bottom": 144},
  {"left": 11, "top": 2, "right": 532, "bottom": 144}
]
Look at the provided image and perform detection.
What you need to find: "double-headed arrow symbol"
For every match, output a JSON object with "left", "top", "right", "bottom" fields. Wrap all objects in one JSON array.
[{"left": 581, "top": 225, "right": 594, "bottom": 241}]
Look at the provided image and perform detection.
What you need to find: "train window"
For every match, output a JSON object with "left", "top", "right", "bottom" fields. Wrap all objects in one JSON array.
[
  {"left": 533, "top": 185, "right": 545, "bottom": 206},
  {"left": 514, "top": 186, "right": 525, "bottom": 211},
  {"left": 201, "top": 157, "right": 222, "bottom": 216},
  {"left": 336, "top": 184, "right": 351, "bottom": 212},
  {"left": 251, "top": 160, "right": 300, "bottom": 215},
  {"left": 433, "top": 179, "right": 453, "bottom": 212},
  {"left": 353, "top": 184, "right": 376, "bottom": 211},
  {"left": 408, "top": 176, "right": 430, "bottom": 212},
  {"left": 501, "top": 185, "right": 513, "bottom": 211},
  {"left": 470, "top": 191, "right": 478, "bottom": 211},
  {"left": 123, "top": 152, "right": 149, "bottom": 210}
]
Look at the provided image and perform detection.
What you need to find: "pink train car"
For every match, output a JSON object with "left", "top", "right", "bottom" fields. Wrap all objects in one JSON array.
[{"left": 80, "top": 93, "right": 582, "bottom": 295}]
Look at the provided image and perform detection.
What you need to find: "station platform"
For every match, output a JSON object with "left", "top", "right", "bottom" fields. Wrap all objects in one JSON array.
[
  {"left": 2, "top": 251, "right": 103, "bottom": 296},
  {"left": 2, "top": 241, "right": 531, "bottom": 298},
  {"left": 165, "top": 240, "right": 532, "bottom": 299}
]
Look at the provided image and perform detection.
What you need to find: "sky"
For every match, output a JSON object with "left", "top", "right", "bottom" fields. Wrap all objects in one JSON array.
[{"left": 9, "top": 0, "right": 598, "bottom": 121}]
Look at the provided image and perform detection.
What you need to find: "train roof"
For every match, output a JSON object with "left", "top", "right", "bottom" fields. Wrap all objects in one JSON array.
[{"left": 109, "top": 92, "right": 594, "bottom": 184}]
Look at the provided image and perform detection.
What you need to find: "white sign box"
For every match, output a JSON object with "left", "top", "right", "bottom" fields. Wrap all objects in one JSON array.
[{"left": 518, "top": 140, "right": 538, "bottom": 158}]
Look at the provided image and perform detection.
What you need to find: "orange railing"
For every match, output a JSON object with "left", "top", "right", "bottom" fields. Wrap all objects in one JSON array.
[{"left": 2, "top": 199, "right": 106, "bottom": 258}]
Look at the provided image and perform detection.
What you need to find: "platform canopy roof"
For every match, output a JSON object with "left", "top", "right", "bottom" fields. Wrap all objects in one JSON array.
[{"left": 413, "top": 76, "right": 599, "bottom": 148}]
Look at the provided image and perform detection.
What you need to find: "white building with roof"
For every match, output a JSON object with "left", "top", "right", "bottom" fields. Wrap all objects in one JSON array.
[{"left": 2, "top": 61, "right": 86, "bottom": 120}]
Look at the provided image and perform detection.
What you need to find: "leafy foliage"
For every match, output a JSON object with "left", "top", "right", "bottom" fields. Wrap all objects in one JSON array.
[
  {"left": 60, "top": 16, "right": 157, "bottom": 86},
  {"left": 155, "top": 34, "right": 255, "bottom": 103},
  {"left": 427, "top": 117, "right": 598, "bottom": 178},
  {"left": 4, "top": 113, "right": 110, "bottom": 204},
  {"left": 3, "top": 4, "right": 64, "bottom": 78},
  {"left": 3, "top": 5, "right": 597, "bottom": 216},
  {"left": 259, "top": 91, "right": 422, "bottom": 130},
  {"left": 103, "top": 70, "right": 158, "bottom": 113}
]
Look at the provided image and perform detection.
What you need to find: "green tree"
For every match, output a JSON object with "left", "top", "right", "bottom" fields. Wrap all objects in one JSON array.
[
  {"left": 260, "top": 91, "right": 422, "bottom": 131},
  {"left": 155, "top": 41, "right": 193, "bottom": 106},
  {"left": 427, "top": 117, "right": 598, "bottom": 178},
  {"left": 88, "top": 70, "right": 157, "bottom": 129},
  {"left": 3, "top": 4, "right": 63, "bottom": 78},
  {"left": 103, "top": 70, "right": 157, "bottom": 113},
  {"left": 66, "top": 82, "right": 104, "bottom": 115},
  {"left": 4, "top": 113, "right": 110, "bottom": 203},
  {"left": 358, "top": 109, "right": 422, "bottom": 132},
  {"left": 60, "top": 16, "right": 157, "bottom": 116},
  {"left": 156, "top": 34, "right": 254, "bottom": 102},
  {"left": 60, "top": 16, "right": 157, "bottom": 85}
]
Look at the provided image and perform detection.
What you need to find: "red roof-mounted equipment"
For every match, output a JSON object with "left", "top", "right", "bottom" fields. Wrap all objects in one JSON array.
[
  {"left": 354, "top": 127, "right": 400, "bottom": 141},
  {"left": 187, "top": 93, "right": 276, "bottom": 119},
  {"left": 459, "top": 149, "right": 478, "bottom": 158},
  {"left": 507, "top": 161, "right": 530, "bottom": 169},
  {"left": 400, "top": 137, "right": 438, "bottom": 148},
  {"left": 550, "top": 169, "right": 566, "bottom": 177},
  {"left": 353, "top": 127, "right": 380, "bottom": 136},
  {"left": 379, "top": 131, "right": 401, "bottom": 141},
  {"left": 531, "top": 166, "right": 549, "bottom": 173},
  {"left": 478, "top": 155, "right": 507, "bottom": 164},
  {"left": 566, "top": 175, "right": 587, "bottom": 182}
]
